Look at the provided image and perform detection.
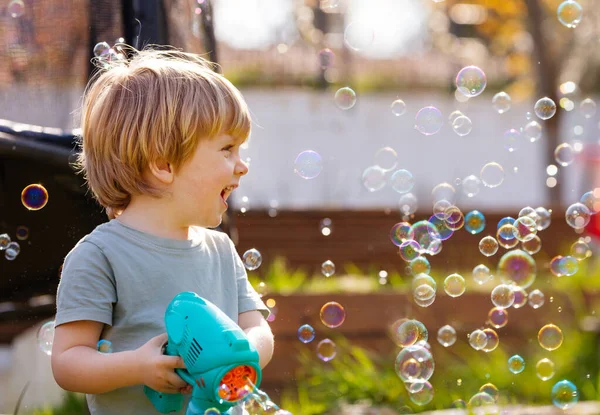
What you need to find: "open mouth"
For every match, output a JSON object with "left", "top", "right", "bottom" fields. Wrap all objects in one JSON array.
[{"left": 221, "top": 185, "right": 236, "bottom": 203}]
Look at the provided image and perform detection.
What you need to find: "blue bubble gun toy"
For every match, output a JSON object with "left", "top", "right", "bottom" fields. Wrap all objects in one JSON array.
[{"left": 144, "top": 292, "right": 262, "bottom": 414}]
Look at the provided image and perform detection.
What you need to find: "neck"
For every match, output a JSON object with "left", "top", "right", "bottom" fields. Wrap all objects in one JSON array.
[{"left": 115, "top": 196, "right": 192, "bottom": 240}]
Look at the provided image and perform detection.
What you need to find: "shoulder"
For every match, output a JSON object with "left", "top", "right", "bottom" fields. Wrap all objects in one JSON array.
[
  {"left": 64, "top": 223, "right": 114, "bottom": 265},
  {"left": 193, "top": 227, "right": 235, "bottom": 251}
]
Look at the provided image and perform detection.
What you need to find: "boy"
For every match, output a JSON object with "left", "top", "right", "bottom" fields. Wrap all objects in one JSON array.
[{"left": 50, "top": 47, "right": 274, "bottom": 415}]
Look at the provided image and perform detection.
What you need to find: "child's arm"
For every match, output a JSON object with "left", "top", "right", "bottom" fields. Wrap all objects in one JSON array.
[
  {"left": 51, "top": 321, "right": 190, "bottom": 394},
  {"left": 238, "top": 310, "right": 274, "bottom": 369}
]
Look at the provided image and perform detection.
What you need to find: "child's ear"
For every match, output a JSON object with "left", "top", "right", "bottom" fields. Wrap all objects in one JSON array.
[{"left": 148, "top": 159, "right": 174, "bottom": 185}]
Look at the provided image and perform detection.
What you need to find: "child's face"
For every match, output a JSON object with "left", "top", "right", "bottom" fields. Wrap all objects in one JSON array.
[{"left": 171, "top": 134, "right": 248, "bottom": 228}]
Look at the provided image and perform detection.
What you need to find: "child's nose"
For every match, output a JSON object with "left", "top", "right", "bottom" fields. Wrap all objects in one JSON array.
[{"left": 236, "top": 158, "right": 249, "bottom": 176}]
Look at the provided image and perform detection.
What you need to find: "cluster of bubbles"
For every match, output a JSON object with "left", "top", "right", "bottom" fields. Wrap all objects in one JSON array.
[
  {"left": 93, "top": 40, "right": 128, "bottom": 69},
  {"left": 0, "top": 232, "right": 22, "bottom": 261}
]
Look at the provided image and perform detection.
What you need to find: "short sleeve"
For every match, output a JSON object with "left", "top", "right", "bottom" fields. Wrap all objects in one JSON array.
[
  {"left": 55, "top": 241, "right": 117, "bottom": 328},
  {"left": 230, "top": 240, "right": 270, "bottom": 320}
]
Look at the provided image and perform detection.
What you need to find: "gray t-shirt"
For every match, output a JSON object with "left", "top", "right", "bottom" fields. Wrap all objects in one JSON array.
[{"left": 54, "top": 219, "right": 269, "bottom": 415}]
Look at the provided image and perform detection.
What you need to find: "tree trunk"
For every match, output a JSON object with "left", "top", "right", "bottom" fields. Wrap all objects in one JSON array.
[{"left": 524, "top": 0, "right": 562, "bottom": 209}]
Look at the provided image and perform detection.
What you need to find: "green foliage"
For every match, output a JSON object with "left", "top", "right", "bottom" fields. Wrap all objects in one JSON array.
[{"left": 26, "top": 392, "right": 87, "bottom": 415}]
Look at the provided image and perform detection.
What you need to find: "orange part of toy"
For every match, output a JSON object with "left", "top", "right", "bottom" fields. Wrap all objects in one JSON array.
[{"left": 218, "top": 365, "right": 257, "bottom": 402}]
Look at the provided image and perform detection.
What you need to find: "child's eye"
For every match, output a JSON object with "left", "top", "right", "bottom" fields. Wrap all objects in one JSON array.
[{"left": 222, "top": 145, "right": 233, "bottom": 152}]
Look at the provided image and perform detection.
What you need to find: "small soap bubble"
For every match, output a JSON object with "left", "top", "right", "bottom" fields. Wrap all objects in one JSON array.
[
  {"left": 565, "top": 202, "right": 591, "bottom": 229},
  {"left": 0, "top": 234, "right": 10, "bottom": 250},
  {"left": 432, "top": 182, "right": 456, "bottom": 205},
  {"left": 497, "top": 217, "right": 516, "bottom": 229},
  {"left": 550, "top": 255, "right": 564, "bottom": 277},
  {"left": 362, "top": 166, "right": 387, "bottom": 192},
  {"left": 320, "top": 302, "right": 346, "bottom": 328},
  {"left": 399, "top": 193, "right": 418, "bottom": 215},
  {"left": 21, "top": 184, "right": 49, "bottom": 210},
  {"left": 8, "top": 0, "right": 25, "bottom": 18},
  {"left": 395, "top": 345, "right": 435, "bottom": 382},
  {"left": 528, "top": 289, "right": 545, "bottom": 309},
  {"left": 497, "top": 249, "right": 536, "bottom": 288},
  {"left": 242, "top": 248, "right": 262, "bottom": 271},
  {"left": 497, "top": 224, "right": 519, "bottom": 249},
  {"left": 492, "top": 92, "right": 512, "bottom": 114},
  {"left": 93, "top": 41, "right": 111, "bottom": 58},
  {"left": 410, "top": 256, "right": 431, "bottom": 276},
  {"left": 580, "top": 98, "right": 596, "bottom": 118},
  {"left": 479, "top": 236, "right": 499, "bottom": 257},
  {"left": 538, "top": 324, "right": 564, "bottom": 351},
  {"left": 571, "top": 239, "right": 592, "bottom": 260},
  {"left": 482, "top": 328, "right": 499, "bottom": 352},
  {"left": 535, "top": 97, "right": 557, "bottom": 120},
  {"left": 456, "top": 66, "right": 487, "bottom": 97},
  {"left": 479, "top": 384, "right": 500, "bottom": 402},
  {"left": 554, "top": 143, "right": 575, "bottom": 166},
  {"left": 399, "top": 240, "right": 421, "bottom": 262},
  {"left": 374, "top": 147, "right": 398, "bottom": 171},
  {"left": 343, "top": 21, "right": 374, "bottom": 51},
  {"left": 97, "top": 339, "right": 113, "bottom": 353},
  {"left": 558, "top": 255, "right": 578, "bottom": 276},
  {"left": 557, "top": 0, "right": 583, "bottom": 28},
  {"left": 216, "top": 384, "right": 232, "bottom": 403},
  {"left": 391, "top": 99, "right": 407, "bottom": 116},
  {"left": 452, "top": 399, "right": 467, "bottom": 409},
  {"left": 437, "top": 325, "right": 457, "bottom": 347},
  {"left": 465, "top": 210, "right": 486, "bottom": 234},
  {"left": 391, "top": 169, "right": 415, "bottom": 194},
  {"left": 452, "top": 115, "right": 473, "bottom": 136},
  {"left": 536, "top": 358, "right": 556, "bottom": 381},
  {"left": 415, "top": 106, "right": 443, "bottom": 135},
  {"left": 551, "top": 380, "right": 578, "bottom": 409},
  {"left": 444, "top": 273, "right": 466, "bottom": 297},
  {"left": 491, "top": 284, "right": 515, "bottom": 308},
  {"left": 462, "top": 175, "right": 481, "bottom": 198},
  {"left": 535, "top": 207, "right": 552, "bottom": 230},
  {"left": 524, "top": 120, "right": 543, "bottom": 142},
  {"left": 468, "top": 329, "right": 488, "bottom": 350},
  {"left": 321, "top": 260, "right": 335, "bottom": 277},
  {"left": 521, "top": 235, "right": 542, "bottom": 254},
  {"left": 468, "top": 392, "right": 497, "bottom": 412},
  {"left": 204, "top": 408, "right": 221, "bottom": 415},
  {"left": 317, "top": 48, "right": 334, "bottom": 69},
  {"left": 297, "top": 324, "right": 315, "bottom": 343},
  {"left": 5, "top": 242, "right": 20, "bottom": 261},
  {"left": 15, "top": 225, "right": 29, "bottom": 241},
  {"left": 488, "top": 307, "right": 508, "bottom": 328},
  {"left": 473, "top": 264, "right": 492, "bottom": 285},
  {"left": 512, "top": 286, "right": 528, "bottom": 308},
  {"left": 294, "top": 150, "right": 323, "bottom": 179},
  {"left": 316, "top": 338, "right": 337, "bottom": 361},
  {"left": 408, "top": 381, "right": 434, "bottom": 406},
  {"left": 480, "top": 162, "right": 505, "bottom": 188},
  {"left": 390, "top": 222, "right": 414, "bottom": 246},
  {"left": 508, "top": 355, "right": 525, "bottom": 374},
  {"left": 512, "top": 216, "right": 537, "bottom": 242},
  {"left": 334, "top": 87, "right": 357, "bottom": 110},
  {"left": 397, "top": 319, "right": 428, "bottom": 347},
  {"left": 37, "top": 320, "right": 55, "bottom": 356},
  {"left": 580, "top": 190, "right": 600, "bottom": 213},
  {"left": 504, "top": 129, "right": 522, "bottom": 152}
]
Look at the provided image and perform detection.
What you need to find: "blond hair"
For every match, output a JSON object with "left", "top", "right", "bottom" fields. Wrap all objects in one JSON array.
[{"left": 75, "top": 46, "right": 251, "bottom": 219}]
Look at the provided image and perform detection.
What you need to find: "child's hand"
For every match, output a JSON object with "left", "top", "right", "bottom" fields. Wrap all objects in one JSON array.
[{"left": 135, "top": 333, "right": 192, "bottom": 394}]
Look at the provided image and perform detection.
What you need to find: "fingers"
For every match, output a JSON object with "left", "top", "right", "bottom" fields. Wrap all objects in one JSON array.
[
  {"left": 163, "top": 355, "right": 187, "bottom": 369},
  {"left": 167, "top": 372, "right": 189, "bottom": 389},
  {"left": 152, "top": 333, "right": 169, "bottom": 346}
]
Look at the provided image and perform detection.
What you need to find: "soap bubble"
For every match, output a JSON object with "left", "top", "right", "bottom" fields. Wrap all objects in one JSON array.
[
  {"left": 521, "top": 235, "right": 542, "bottom": 255},
  {"left": 492, "top": 92, "right": 512, "bottom": 114},
  {"left": 399, "top": 240, "right": 421, "bottom": 262},
  {"left": 465, "top": 210, "right": 486, "bottom": 234},
  {"left": 482, "top": 328, "right": 499, "bottom": 352},
  {"left": 397, "top": 319, "right": 428, "bottom": 347},
  {"left": 412, "top": 274, "right": 437, "bottom": 302},
  {"left": 473, "top": 264, "right": 492, "bottom": 285},
  {"left": 8, "top": 0, "right": 25, "bottom": 18},
  {"left": 374, "top": 147, "right": 398, "bottom": 171},
  {"left": 321, "top": 260, "right": 335, "bottom": 277},
  {"left": 565, "top": 202, "right": 591, "bottom": 229},
  {"left": 497, "top": 249, "right": 536, "bottom": 288},
  {"left": 433, "top": 200, "right": 453, "bottom": 220},
  {"left": 294, "top": 150, "right": 323, "bottom": 179},
  {"left": 334, "top": 87, "right": 357, "bottom": 110},
  {"left": 508, "top": 355, "right": 525, "bottom": 374},
  {"left": 503, "top": 129, "right": 521, "bottom": 152},
  {"left": 409, "top": 381, "right": 434, "bottom": 406},
  {"left": 536, "top": 358, "right": 555, "bottom": 381},
  {"left": 551, "top": 380, "right": 578, "bottom": 409},
  {"left": 462, "top": 175, "right": 481, "bottom": 198},
  {"left": 571, "top": 239, "right": 592, "bottom": 260},
  {"left": 318, "top": 48, "right": 334, "bottom": 69},
  {"left": 395, "top": 345, "right": 435, "bottom": 382},
  {"left": 444, "top": 273, "right": 466, "bottom": 297},
  {"left": 479, "top": 384, "right": 500, "bottom": 402},
  {"left": 452, "top": 115, "right": 473, "bottom": 136},
  {"left": 456, "top": 66, "right": 487, "bottom": 97},
  {"left": 242, "top": 248, "right": 262, "bottom": 271},
  {"left": 0, "top": 234, "right": 10, "bottom": 250},
  {"left": 37, "top": 320, "right": 55, "bottom": 356},
  {"left": 535, "top": 207, "right": 552, "bottom": 230},
  {"left": 320, "top": 217, "right": 332, "bottom": 236},
  {"left": 497, "top": 224, "right": 519, "bottom": 249},
  {"left": 428, "top": 215, "right": 454, "bottom": 241},
  {"left": 204, "top": 408, "right": 221, "bottom": 415},
  {"left": 535, "top": 97, "right": 557, "bottom": 120},
  {"left": 580, "top": 190, "right": 600, "bottom": 213},
  {"left": 97, "top": 340, "right": 113, "bottom": 353},
  {"left": 524, "top": 121, "right": 542, "bottom": 142},
  {"left": 391, "top": 99, "right": 407, "bottom": 116},
  {"left": 316, "top": 339, "right": 337, "bottom": 361},
  {"left": 580, "top": 98, "right": 596, "bottom": 118},
  {"left": 468, "top": 392, "right": 497, "bottom": 413},
  {"left": 512, "top": 216, "right": 537, "bottom": 242},
  {"left": 497, "top": 216, "right": 516, "bottom": 229},
  {"left": 391, "top": 169, "right": 415, "bottom": 193},
  {"left": 399, "top": 193, "right": 419, "bottom": 215},
  {"left": 15, "top": 225, "right": 29, "bottom": 241},
  {"left": 554, "top": 143, "right": 575, "bottom": 166},
  {"left": 491, "top": 284, "right": 515, "bottom": 308},
  {"left": 320, "top": 302, "right": 346, "bottom": 328},
  {"left": 410, "top": 220, "right": 442, "bottom": 254},
  {"left": 488, "top": 307, "right": 508, "bottom": 328},
  {"left": 21, "top": 184, "right": 49, "bottom": 210},
  {"left": 410, "top": 257, "right": 431, "bottom": 276},
  {"left": 437, "top": 325, "right": 457, "bottom": 347},
  {"left": 558, "top": 255, "right": 579, "bottom": 276},
  {"left": 343, "top": 21, "right": 374, "bottom": 51},
  {"left": 432, "top": 182, "right": 456, "bottom": 205},
  {"left": 538, "top": 324, "right": 563, "bottom": 351},
  {"left": 93, "top": 42, "right": 111, "bottom": 58},
  {"left": 5, "top": 242, "right": 20, "bottom": 261},
  {"left": 415, "top": 106, "right": 443, "bottom": 135},
  {"left": 528, "top": 289, "right": 545, "bottom": 309},
  {"left": 362, "top": 166, "right": 387, "bottom": 192},
  {"left": 297, "top": 324, "right": 315, "bottom": 343},
  {"left": 550, "top": 255, "right": 564, "bottom": 277},
  {"left": 557, "top": 0, "right": 583, "bottom": 28},
  {"left": 469, "top": 329, "right": 488, "bottom": 350},
  {"left": 480, "top": 162, "right": 504, "bottom": 188},
  {"left": 512, "top": 286, "right": 528, "bottom": 308},
  {"left": 479, "top": 236, "right": 499, "bottom": 257}
]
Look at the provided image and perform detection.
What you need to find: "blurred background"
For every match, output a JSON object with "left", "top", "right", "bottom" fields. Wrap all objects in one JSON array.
[{"left": 0, "top": 0, "right": 600, "bottom": 414}]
